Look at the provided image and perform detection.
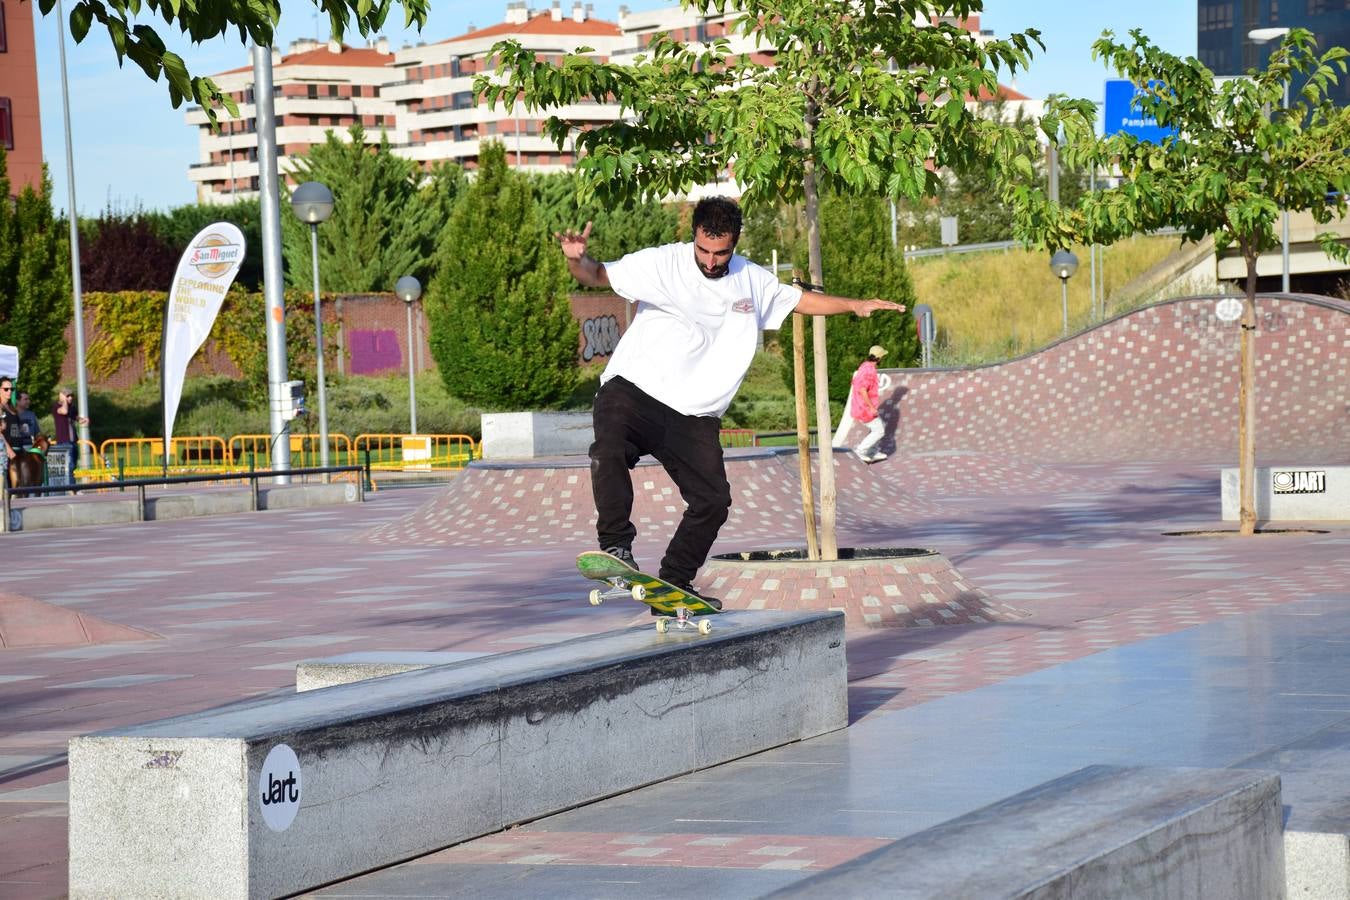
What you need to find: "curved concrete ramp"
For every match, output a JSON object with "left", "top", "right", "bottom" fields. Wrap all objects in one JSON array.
[
  {"left": 848, "top": 294, "right": 1350, "bottom": 464},
  {"left": 364, "top": 448, "right": 946, "bottom": 548}
]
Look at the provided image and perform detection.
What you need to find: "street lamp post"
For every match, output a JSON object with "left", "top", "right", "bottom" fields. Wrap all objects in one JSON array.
[
  {"left": 1050, "top": 250, "right": 1079, "bottom": 337},
  {"left": 1249, "top": 26, "right": 1292, "bottom": 293},
  {"left": 290, "top": 181, "right": 334, "bottom": 475},
  {"left": 395, "top": 276, "right": 422, "bottom": 435}
]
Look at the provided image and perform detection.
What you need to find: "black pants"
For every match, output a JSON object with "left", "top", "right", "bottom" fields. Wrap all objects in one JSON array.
[{"left": 590, "top": 377, "right": 731, "bottom": 586}]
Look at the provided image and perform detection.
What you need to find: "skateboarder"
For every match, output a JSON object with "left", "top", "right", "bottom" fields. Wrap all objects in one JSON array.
[
  {"left": 850, "top": 345, "right": 888, "bottom": 463},
  {"left": 557, "top": 196, "right": 906, "bottom": 607}
]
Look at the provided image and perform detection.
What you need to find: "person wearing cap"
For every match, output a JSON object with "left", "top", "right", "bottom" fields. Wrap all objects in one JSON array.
[
  {"left": 558, "top": 196, "right": 906, "bottom": 608},
  {"left": 850, "top": 345, "right": 889, "bottom": 463}
]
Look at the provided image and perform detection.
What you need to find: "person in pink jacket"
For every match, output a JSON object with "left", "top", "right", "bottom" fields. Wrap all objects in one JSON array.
[{"left": 850, "top": 345, "right": 888, "bottom": 462}]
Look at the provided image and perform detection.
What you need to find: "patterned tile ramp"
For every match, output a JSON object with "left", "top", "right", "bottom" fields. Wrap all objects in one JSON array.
[
  {"left": 842, "top": 294, "right": 1350, "bottom": 463},
  {"left": 0, "top": 593, "right": 159, "bottom": 649}
]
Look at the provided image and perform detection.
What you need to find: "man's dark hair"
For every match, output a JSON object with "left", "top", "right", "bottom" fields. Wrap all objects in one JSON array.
[{"left": 692, "top": 197, "right": 742, "bottom": 241}]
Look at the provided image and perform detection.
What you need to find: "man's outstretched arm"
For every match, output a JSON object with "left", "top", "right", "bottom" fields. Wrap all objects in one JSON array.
[
  {"left": 556, "top": 221, "right": 610, "bottom": 288},
  {"left": 794, "top": 292, "right": 906, "bottom": 318}
]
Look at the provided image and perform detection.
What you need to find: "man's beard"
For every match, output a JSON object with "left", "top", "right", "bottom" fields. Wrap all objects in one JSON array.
[{"left": 698, "top": 260, "right": 730, "bottom": 279}]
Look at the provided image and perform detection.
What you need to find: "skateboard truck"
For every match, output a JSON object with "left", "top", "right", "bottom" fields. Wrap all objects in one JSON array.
[{"left": 589, "top": 579, "right": 647, "bottom": 605}]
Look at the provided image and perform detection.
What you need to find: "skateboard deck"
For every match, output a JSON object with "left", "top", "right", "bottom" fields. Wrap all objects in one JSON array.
[{"left": 576, "top": 550, "right": 721, "bottom": 634}]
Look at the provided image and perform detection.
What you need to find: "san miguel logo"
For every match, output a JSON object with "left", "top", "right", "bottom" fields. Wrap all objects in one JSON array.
[
  {"left": 188, "top": 232, "right": 243, "bottom": 278},
  {"left": 1272, "top": 470, "right": 1326, "bottom": 494}
]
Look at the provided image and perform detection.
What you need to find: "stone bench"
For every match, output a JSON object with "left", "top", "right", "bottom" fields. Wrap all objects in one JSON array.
[
  {"left": 295, "top": 650, "right": 492, "bottom": 691},
  {"left": 766, "top": 765, "right": 1283, "bottom": 899},
  {"left": 69, "top": 610, "right": 845, "bottom": 899},
  {"left": 1222, "top": 464, "right": 1349, "bottom": 521}
]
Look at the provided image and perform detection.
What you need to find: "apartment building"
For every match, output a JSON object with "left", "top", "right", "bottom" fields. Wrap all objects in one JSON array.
[
  {"left": 0, "top": 0, "right": 44, "bottom": 195},
  {"left": 185, "top": 3, "right": 1036, "bottom": 203},
  {"left": 185, "top": 39, "right": 403, "bottom": 203}
]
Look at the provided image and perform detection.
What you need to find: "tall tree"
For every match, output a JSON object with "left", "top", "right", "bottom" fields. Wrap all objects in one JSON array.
[
  {"left": 0, "top": 150, "right": 73, "bottom": 408},
  {"left": 478, "top": 0, "right": 1042, "bottom": 559},
  {"left": 998, "top": 27, "right": 1350, "bottom": 536},
  {"left": 425, "top": 143, "right": 578, "bottom": 409},
  {"left": 38, "top": 0, "right": 429, "bottom": 127},
  {"left": 280, "top": 125, "right": 445, "bottom": 292}
]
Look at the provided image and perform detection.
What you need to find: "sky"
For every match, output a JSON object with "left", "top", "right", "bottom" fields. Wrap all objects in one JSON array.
[{"left": 29, "top": 1, "right": 1198, "bottom": 216}]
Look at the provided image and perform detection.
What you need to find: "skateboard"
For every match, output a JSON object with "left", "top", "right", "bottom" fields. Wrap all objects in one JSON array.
[{"left": 576, "top": 550, "right": 721, "bottom": 635}]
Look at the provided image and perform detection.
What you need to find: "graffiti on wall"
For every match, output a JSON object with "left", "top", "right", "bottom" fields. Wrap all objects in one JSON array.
[
  {"left": 349, "top": 330, "right": 402, "bottom": 375},
  {"left": 581, "top": 315, "right": 622, "bottom": 362}
]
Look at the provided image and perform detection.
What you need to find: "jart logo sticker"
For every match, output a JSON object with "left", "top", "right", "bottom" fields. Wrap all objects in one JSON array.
[
  {"left": 259, "top": 743, "right": 302, "bottom": 831},
  {"left": 1271, "top": 470, "right": 1326, "bottom": 494}
]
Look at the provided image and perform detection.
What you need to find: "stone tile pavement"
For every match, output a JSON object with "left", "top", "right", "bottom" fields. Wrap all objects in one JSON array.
[{"left": 1, "top": 457, "right": 1348, "bottom": 898}]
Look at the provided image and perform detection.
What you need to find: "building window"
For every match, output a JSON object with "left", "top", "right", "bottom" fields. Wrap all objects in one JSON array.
[
  {"left": 0, "top": 2, "right": 8, "bottom": 53},
  {"left": 1199, "top": 2, "right": 1234, "bottom": 30},
  {"left": 0, "top": 98, "right": 12, "bottom": 151}
]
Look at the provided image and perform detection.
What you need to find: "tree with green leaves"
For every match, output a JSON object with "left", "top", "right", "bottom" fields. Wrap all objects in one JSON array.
[
  {"left": 478, "top": 0, "right": 1043, "bottom": 559},
  {"left": 0, "top": 150, "right": 73, "bottom": 409},
  {"left": 425, "top": 143, "right": 578, "bottom": 409},
  {"left": 531, "top": 171, "right": 681, "bottom": 268},
  {"left": 998, "top": 27, "right": 1350, "bottom": 536},
  {"left": 280, "top": 125, "right": 451, "bottom": 292},
  {"left": 40, "top": 0, "right": 429, "bottom": 128}
]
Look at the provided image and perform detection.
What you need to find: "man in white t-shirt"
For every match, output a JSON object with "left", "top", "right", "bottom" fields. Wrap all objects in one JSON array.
[{"left": 559, "top": 197, "right": 905, "bottom": 607}]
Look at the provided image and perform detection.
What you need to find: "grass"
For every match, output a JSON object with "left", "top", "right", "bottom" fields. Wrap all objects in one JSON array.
[{"left": 907, "top": 234, "right": 1185, "bottom": 366}]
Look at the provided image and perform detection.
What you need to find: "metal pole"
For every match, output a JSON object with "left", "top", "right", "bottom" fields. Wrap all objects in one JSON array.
[
  {"left": 405, "top": 299, "right": 418, "bottom": 435},
  {"left": 1088, "top": 166, "right": 1097, "bottom": 320},
  {"left": 252, "top": 45, "right": 293, "bottom": 483},
  {"left": 55, "top": 0, "right": 93, "bottom": 470},
  {"left": 1060, "top": 279, "right": 1069, "bottom": 337},
  {"left": 309, "top": 224, "right": 329, "bottom": 473},
  {"left": 1280, "top": 80, "right": 1290, "bottom": 293}
]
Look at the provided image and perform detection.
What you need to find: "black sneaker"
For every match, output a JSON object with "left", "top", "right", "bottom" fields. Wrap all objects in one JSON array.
[{"left": 604, "top": 546, "right": 638, "bottom": 570}]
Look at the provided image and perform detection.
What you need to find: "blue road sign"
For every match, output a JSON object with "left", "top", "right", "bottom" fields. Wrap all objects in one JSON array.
[{"left": 1103, "top": 79, "right": 1177, "bottom": 144}]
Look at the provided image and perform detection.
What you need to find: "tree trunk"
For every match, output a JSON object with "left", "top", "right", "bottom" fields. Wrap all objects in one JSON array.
[
  {"left": 1239, "top": 253, "right": 1259, "bottom": 536},
  {"left": 792, "top": 312, "right": 820, "bottom": 559},
  {"left": 803, "top": 160, "right": 837, "bottom": 560}
]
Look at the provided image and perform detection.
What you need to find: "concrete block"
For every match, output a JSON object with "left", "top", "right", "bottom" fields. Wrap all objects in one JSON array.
[
  {"left": 1286, "top": 831, "right": 1350, "bottom": 900},
  {"left": 69, "top": 610, "right": 845, "bottom": 899},
  {"left": 296, "top": 650, "right": 491, "bottom": 691},
  {"left": 480, "top": 411, "right": 593, "bottom": 459},
  {"left": 149, "top": 492, "right": 252, "bottom": 521},
  {"left": 767, "top": 765, "right": 1284, "bottom": 900},
  {"left": 1222, "top": 465, "right": 1350, "bottom": 520},
  {"left": 259, "top": 482, "right": 358, "bottom": 510}
]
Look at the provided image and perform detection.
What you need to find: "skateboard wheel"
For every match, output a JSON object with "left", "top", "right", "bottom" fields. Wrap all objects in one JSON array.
[
  {"left": 655, "top": 618, "right": 667, "bottom": 634},
  {"left": 589, "top": 589, "right": 603, "bottom": 606},
  {"left": 631, "top": 585, "right": 646, "bottom": 602},
  {"left": 698, "top": 619, "right": 712, "bottom": 635}
]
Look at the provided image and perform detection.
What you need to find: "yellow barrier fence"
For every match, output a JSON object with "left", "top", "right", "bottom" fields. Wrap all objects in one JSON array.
[
  {"left": 353, "top": 434, "right": 477, "bottom": 473},
  {"left": 227, "top": 433, "right": 355, "bottom": 470}
]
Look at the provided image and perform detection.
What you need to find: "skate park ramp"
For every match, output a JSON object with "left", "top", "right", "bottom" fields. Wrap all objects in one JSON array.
[{"left": 369, "top": 294, "right": 1348, "bottom": 547}]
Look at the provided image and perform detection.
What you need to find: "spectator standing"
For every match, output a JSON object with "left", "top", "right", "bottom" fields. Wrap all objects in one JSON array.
[
  {"left": 0, "top": 379, "right": 20, "bottom": 475},
  {"left": 850, "top": 345, "right": 888, "bottom": 463},
  {"left": 52, "top": 388, "right": 88, "bottom": 446},
  {"left": 15, "top": 392, "right": 40, "bottom": 450}
]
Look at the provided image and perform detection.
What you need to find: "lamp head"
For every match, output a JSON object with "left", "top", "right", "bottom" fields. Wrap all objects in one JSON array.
[
  {"left": 1247, "top": 27, "right": 1291, "bottom": 45},
  {"left": 291, "top": 181, "right": 334, "bottom": 224},
  {"left": 1049, "top": 250, "right": 1079, "bottom": 281},
  {"left": 395, "top": 275, "right": 422, "bottom": 304}
]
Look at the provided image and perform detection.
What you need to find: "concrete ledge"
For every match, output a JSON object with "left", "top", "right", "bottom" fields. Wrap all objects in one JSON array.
[
  {"left": 480, "top": 411, "right": 593, "bottom": 459},
  {"left": 767, "top": 765, "right": 1284, "bottom": 899},
  {"left": 9, "top": 482, "right": 359, "bottom": 532},
  {"left": 1222, "top": 465, "right": 1349, "bottom": 520},
  {"left": 69, "top": 610, "right": 846, "bottom": 899},
  {"left": 296, "top": 650, "right": 491, "bottom": 691}
]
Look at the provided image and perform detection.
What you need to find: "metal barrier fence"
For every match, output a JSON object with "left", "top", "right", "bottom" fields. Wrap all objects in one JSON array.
[
  {"left": 718, "top": 429, "right": 758, "bottom": 448},
  {"left": 227, "top": 433, "right": 356, "bottom": 469},
  {"left": 353, "top": 433, "right": 477, "bottom": 472}
]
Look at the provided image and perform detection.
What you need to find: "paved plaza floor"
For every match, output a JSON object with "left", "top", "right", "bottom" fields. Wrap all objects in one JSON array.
[{"left": 1, "top": 457, "right": 1348, "bottom": 898}]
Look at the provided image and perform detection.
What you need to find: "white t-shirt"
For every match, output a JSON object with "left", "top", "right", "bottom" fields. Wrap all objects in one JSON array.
[{"left": 602, "top": 242, "right": 802, "bottom": 417}]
